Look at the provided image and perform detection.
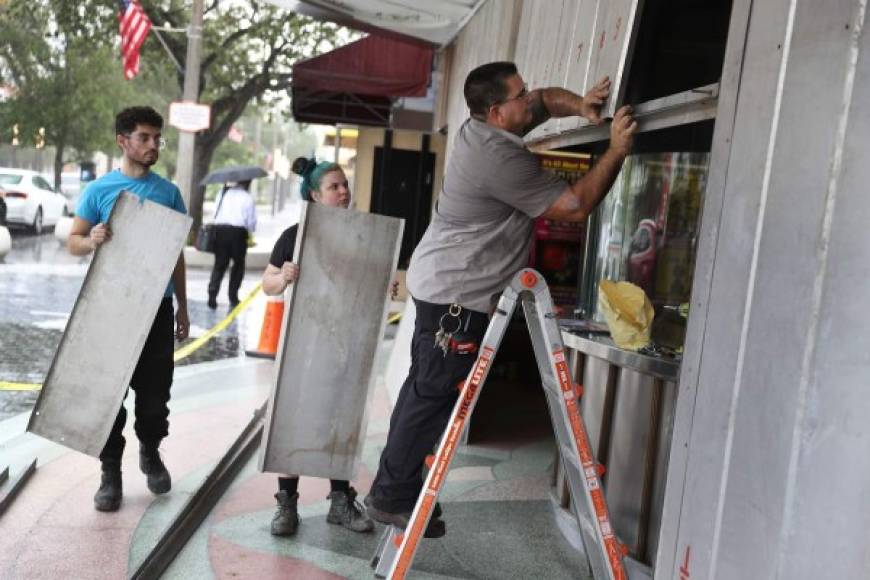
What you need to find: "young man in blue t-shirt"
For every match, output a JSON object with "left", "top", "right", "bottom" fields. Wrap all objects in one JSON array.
[{"left": 68, "top": 106, "right": 190, "bottom": 512}]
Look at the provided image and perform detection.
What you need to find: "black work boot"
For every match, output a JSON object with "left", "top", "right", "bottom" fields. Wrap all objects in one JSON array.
[
  {"left": 364, "top": 495, "right": 446, "bottom": 538},
  {"left": 94, "top": 460, "right": 122, "bottom": 512},
  {"left": 326, "top": 487, "right": 374, "bottom": 533},
  {"left": 271, "top": 491, "right": 300, "bottom": 536},
  {"left": 139, "top": 444, "right": 171, "bottom": 494}
]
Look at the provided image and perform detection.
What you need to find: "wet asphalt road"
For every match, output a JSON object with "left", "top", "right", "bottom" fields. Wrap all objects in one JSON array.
[{"left": 0, "top": 226, "right": 259, "bottom": 422}]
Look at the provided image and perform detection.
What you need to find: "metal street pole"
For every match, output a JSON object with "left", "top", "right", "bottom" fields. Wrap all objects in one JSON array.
[
  {"left": 270, "top": 113, "right": 278, "bottom": 216},
  {"left": 174, "top": 0, "right": 204, "bottom": 210},
  {"left": 252, "top": 116, "right": 262, "bottom": 201}
]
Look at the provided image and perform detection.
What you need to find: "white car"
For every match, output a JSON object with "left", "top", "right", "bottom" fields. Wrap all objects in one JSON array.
[{"left": 0, "top": 168, "right": 68, "bottom": 234}]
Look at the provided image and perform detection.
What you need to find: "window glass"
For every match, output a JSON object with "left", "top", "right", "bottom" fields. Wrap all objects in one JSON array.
[
  {"left": 588, "top": 152, "right": 709, "bottom": 348},
  {"left": 33, "top": 176, "right": 54, "bottom": 191},
  {"left": 0, "top": 174, "right": 23, "bottom": 185}
]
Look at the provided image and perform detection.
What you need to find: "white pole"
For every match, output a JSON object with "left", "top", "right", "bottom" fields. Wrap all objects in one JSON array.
[{"left": 173, "top": 0, "right": 204, "bottom": 210}]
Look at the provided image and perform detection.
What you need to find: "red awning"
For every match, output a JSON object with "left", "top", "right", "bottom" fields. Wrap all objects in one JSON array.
[{"left": 292, "top": 34, "right": 433, "bottom": 126}]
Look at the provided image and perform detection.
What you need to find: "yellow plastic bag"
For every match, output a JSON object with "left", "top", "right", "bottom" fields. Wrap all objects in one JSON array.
[{"left": 597, "top": 280, "right": 655, "bottom": 351}]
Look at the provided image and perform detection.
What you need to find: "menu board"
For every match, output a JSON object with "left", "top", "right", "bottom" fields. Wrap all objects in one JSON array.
[{"left": 531, "top": 152, "right": 592, "bottom": 312}]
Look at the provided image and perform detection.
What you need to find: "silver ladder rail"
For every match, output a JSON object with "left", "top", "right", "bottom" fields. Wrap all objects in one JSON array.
[{"left": 372, "top": 268, "right": 628, "bottom": 580}]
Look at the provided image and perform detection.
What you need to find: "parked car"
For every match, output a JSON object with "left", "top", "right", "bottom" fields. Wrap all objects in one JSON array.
[
  {"left": 59, "top": 171, "right": 83, "bottom": 216},
  {"left": 0, "top": 168, "right": 68, "bottom": 234}
]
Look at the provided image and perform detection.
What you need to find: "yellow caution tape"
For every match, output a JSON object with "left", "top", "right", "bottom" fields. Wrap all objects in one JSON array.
[
  {"left": 0, "top": 381, "right": 42, "bottom": 391},
  {"left": 0, "top": 284, "right": 263, "bottom": 390},
  {"left": 173, "top": 283, "right": 262, "bottom": 362}
]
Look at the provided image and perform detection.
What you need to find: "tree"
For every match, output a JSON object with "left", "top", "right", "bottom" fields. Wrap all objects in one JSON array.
[
  {"left": 139, "top": 0, "right": 348, "bottom": 232},
  {"left": 0, "top": 1, "right": 136, "bottom": 188}
]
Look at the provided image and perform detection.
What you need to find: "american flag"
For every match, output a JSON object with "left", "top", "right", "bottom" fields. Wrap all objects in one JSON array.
[{"left": 118, "top": 0, "right": 152, "bottom": 80}]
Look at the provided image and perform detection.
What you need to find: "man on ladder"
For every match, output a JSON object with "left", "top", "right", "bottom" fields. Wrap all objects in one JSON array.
[{"left": 364, "top": 61, "right": 637, "bottom": 544}]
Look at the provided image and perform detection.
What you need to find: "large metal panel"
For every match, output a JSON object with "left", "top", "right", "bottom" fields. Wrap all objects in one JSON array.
[
  {"left": 559, "top": 0, "right": 600, "bottom": 134},
  {"left": 260, "top": 202, "right": 403, "bottom": 479},
  {"left": 657, "top": 1, "right": 870, "bottom": 578},
  {"left": 603, "top": 368, "right": 656, "bottom": 556},
  {"left": 586, "top": 0, "right": 644, "bottom": 118},
  {"left": 27, "top": 192, "right": 191, "bottom": 456},
  {"left": 514, "top": 0, "right": 565, "bottom": 140}
]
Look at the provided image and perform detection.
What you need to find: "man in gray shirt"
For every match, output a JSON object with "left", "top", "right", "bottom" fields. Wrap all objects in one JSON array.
[{"left": 366, "top": 61, "right": 636, "bottom": 536}]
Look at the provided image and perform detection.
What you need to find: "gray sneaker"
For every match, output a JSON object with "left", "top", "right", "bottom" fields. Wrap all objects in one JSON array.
[
  {"left": 327, "top": 487, "right": 374, "bottom": 533},
  {"left": 271, "top": 491, "right": 300, "bottom": 536}
]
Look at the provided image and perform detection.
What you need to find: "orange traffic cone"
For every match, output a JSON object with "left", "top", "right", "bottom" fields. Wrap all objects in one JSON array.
[{"left": 245, "top": 296, "right": 285, "bottom": 359}]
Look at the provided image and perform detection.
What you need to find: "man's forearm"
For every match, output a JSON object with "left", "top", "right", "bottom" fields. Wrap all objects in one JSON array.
[
  {"left": 67, "top": 234, "right": 95, "bottom": 256},
  {"left": 172, "top": 255, "right": 188, "bottom": 309},
  {"left": 572, "top": 147, "right": 627, "bottom": 218},
  {"left": 540, "top": 87, "right": 585, "bottom": 119}
]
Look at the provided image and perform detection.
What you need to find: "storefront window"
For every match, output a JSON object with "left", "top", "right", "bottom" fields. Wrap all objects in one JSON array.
[{"left": 587, "top": 152, "right": 709, "bottom": 348}]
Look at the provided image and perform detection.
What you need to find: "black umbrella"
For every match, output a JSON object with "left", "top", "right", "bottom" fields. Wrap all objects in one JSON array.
[{"left": 200, "top": 165, "right": 268, "bottom": 186}]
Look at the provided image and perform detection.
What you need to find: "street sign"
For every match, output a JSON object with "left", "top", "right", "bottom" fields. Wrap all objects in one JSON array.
[{"left": 169, "top": 101, "right": 211, "bottom": 132}]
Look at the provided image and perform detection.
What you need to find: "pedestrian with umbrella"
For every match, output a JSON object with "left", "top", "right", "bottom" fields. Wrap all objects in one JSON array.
[{"left": 201, "top": 166, "right": 265, "bottom": 309}]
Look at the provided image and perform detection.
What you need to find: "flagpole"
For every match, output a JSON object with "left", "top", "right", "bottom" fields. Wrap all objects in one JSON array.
[
  {"left": 175, "top": 0, "right": 204, "bottom": 213},
  {"left": 150, "top": 27, "right": 184, "bottom": 75}
]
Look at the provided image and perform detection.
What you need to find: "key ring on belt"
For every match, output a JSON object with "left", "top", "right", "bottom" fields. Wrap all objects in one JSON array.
[{"left": 438, "top": 305, "right": 463, "bottom": 335}]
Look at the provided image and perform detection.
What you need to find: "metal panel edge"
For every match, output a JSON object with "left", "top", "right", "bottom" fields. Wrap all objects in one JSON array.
[
  {"left": 653, "top": 0, "right": 755, "bottom": 577},
  {"left": 353, "top": 216, "right": 405, "bottom": 476},
  {"left": 609, "top": 0, "right": 647, "bottom": 118},
  {"left": 259, "top": 201, "right": 311, "bottom": 473},
  {"left": 528, "top": 84, "right": 720, "bottom": 152}
]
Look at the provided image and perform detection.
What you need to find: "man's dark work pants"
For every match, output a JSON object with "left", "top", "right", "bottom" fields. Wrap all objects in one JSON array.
[
  {"left": 208, "top": 225, "right": 248, "bottom": 304},
  {"left": 369, "top": 299, "right": 488, "bottom": 513},
  {"left": 100, "top": 298, "right": 175, "bottom": 461}
]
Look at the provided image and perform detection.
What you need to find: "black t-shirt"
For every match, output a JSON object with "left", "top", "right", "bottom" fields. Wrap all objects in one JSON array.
[{"left": 269, "top": 224, "right": 298, "bottom": 268}]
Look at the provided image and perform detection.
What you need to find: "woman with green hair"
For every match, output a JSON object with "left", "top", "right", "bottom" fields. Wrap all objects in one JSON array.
[{"left": 260, "top": 157, "right": 374, "bottom": 536}]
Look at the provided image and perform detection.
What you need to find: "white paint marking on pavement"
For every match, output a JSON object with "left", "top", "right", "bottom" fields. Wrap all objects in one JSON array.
[{"left": 33, "top": 319, "right": 69, "bottom": 331}]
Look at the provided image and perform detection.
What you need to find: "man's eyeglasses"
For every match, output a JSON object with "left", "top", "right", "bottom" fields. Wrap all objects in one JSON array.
[
  {"left": 501, "top": 84, "right": 529, "bottom": 105},
  {"left": 124, "top": 133, "right": 167, "bottom": 148}
]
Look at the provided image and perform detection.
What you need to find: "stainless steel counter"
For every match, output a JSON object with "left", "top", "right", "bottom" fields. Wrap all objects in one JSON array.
[
  {"left": 556, "top": 329, "right": 681, "bottom": 570},
  {"left": 561, "top": 332, "right": 681, "bottom": 382}
]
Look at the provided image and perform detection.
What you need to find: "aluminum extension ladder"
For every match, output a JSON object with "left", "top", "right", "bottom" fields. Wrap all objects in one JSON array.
[{"left": 370, "top": 268, "right": 628, "bottom": 580}]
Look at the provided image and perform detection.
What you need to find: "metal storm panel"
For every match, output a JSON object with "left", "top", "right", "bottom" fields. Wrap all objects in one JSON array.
[
  {"left": 260, "top": 202, "right": 403, "bottom": 480},
  {"left": 587, "top": 0, "right": 645, "bottom": 118},
  {"left": 560, "top": 0, "right": 601, "bottom": 134},
  {"left": 515, "top": 0, "right": 566, "bottom": 141},
  {"left": 28, "top": 192, "right": 191, "bottom": 456}
]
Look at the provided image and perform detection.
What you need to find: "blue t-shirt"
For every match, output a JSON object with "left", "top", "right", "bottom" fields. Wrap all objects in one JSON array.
[{"left": 77, "top": 170, "right": 187, "bottom": 297}]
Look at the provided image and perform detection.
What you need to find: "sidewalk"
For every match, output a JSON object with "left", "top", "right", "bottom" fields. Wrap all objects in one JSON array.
[{"left": 0, "top": 334, "right": 591, "bottom": 579}]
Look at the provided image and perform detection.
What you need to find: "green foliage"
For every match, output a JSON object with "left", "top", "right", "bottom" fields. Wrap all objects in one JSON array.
[
  {"left": 0, "top": 0, "right": 136, "bottom": 182},
  {"left": 0, "top": 0, "right": 354, "bottom": 222},
  {"left": 138, "top": 0, "right": 351, "bottom": 227}
]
